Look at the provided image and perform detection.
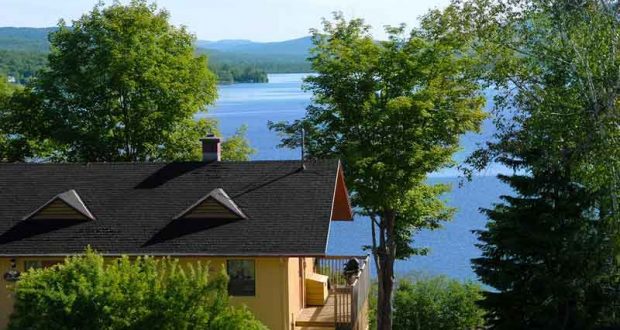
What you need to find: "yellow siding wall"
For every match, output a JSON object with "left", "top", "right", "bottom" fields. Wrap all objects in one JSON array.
[
  {"left": 287, "top": 257, "right": 302, "bottom": 327},
  {"left": 0, "top": 258, "right": 14, "bottom": 329},
  {"left": 0, "top": 256, "right": 302, "bottom": 330}
]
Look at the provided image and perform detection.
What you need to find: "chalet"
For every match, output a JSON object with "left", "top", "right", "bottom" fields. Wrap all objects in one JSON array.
[{"left": 0, "top": 136, "right": 370, "bottom": 330}]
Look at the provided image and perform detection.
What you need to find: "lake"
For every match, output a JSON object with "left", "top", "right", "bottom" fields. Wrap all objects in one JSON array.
[{"left": 199, "top": 73, "right": 512, "bottom": 281}]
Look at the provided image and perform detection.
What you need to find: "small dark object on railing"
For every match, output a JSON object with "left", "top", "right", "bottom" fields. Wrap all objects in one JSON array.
[{"left": 343, "top": 258, "right": 360, "bottom": 285}]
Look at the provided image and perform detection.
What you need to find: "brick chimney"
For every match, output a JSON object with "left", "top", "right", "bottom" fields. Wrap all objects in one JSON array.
[{"left": 200, "top": 134, "right": 221, "bottom": 162}]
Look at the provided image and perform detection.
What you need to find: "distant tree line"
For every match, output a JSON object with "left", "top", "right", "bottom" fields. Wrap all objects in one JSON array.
[
  {"left": 0, "top": 50, "right": 47, "bottom": 84},
  {"left": 210, "top": 63, "right": 268, "bottom": 84},
  {"left": 0, "top": 48, "right": 271, "bottom": 85},
  {"left": 200, "top": 49, "right": 312, "bottom": 74}
]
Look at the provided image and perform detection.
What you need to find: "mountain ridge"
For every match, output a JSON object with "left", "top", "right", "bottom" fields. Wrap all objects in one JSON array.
[
  {"left": 0, "top": 27, "right": 312, "bottom": 83},
  {"left": 0, "top": 27, "right": 311, "bottom": 56}
]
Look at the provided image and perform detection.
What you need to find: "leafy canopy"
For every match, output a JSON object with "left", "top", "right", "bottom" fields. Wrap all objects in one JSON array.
[
  {"left": 8, "top": 248, "right": 266, "bottom": 330},
  {"left": 1, "top": 0, "right": 253, "bottom": 162},
  {"left": 457, "top": 0, "right": 620, "bottom": 199},
  {"left": 393, "top": 275, "right": 485, "bottom": 330},
  {"left": 270, "top": 12, "right": 486, "bottom": 258},
  {"left": 270, "top": 12, "right": 486, "bottom": 329},
  {"left": 439, "top": 0, "right": 620, "bottom": 327}
]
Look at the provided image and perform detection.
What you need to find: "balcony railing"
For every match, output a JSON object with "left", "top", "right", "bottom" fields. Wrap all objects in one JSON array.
[{"left": 314, "top": 255, "right": 371, "bottom": 330}]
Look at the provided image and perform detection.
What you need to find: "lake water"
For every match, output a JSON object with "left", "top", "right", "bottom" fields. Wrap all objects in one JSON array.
[{"left": 199, "top": 73, "right": 512, "bottom": 281}]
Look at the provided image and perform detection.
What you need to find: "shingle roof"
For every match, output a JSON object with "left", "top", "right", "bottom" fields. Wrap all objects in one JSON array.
[{"left": 0, "top": 160, "right": 340, "bottom": 256}]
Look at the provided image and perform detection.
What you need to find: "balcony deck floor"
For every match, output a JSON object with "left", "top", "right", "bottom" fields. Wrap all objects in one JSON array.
[{"left": 295, "top": 293, "right": 351, "bottom": 328}]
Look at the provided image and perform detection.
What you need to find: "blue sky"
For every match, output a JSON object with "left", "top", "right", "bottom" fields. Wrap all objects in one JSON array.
[{"left": 0, "top": 0, "right": 450, "bottom": 42}]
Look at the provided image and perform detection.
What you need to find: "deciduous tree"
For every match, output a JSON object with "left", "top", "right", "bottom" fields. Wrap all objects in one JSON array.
[
  {"left": 270, "top": 12, "right": 486, "bottom": 329},
  {"left": 9, "top": 0, "right": 252, "bottom": 162},
  {"left": 442, "top": 0, "right": 620, "bottom": 325}
]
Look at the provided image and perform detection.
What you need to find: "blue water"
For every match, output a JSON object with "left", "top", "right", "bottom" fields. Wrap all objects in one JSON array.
[{"left": 199, "top": 73, "right": 512, "bottom": 281}]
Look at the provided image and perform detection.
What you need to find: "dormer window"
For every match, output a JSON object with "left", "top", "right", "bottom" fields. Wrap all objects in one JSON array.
[
  {"left": 23, "top": 189, "right": 95, "bottom": 221},
  {"left": 173, "top": 188, "right": 247, "bottom": 220}
]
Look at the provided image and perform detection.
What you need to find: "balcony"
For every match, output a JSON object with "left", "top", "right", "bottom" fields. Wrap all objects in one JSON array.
[{"left": 295, "top": 255, "right": 371, "bottom": 330}]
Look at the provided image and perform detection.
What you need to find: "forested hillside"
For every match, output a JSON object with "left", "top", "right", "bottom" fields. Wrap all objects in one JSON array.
[
  {"left": 0, "top": 27, "right": 311, "bottom": 84},
  {"left": 0, "top": 50, "right": 46, "bottom": 84}
]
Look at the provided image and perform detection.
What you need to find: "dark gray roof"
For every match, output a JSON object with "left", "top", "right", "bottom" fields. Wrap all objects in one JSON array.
[{"left": 0, "top": 160, "right": 340, "bottom": 256}]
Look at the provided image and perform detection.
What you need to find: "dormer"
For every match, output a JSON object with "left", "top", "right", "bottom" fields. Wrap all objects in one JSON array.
[
  {"left": 23, "top": 189, "right": 95, "bottom": 221},
  {"left": 173, "top": 188, "right": 247, "bottom": 220}
]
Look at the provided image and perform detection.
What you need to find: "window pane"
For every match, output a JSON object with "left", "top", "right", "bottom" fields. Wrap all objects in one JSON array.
[
  {"left": 24, "top": 260, "right": 61, "bottom": 271},
  {"left": 227, "top": 260, "right": 255, "bottom": 296},
  {"left": 24, "top": 260, "right": 42, "bottom": 270}
]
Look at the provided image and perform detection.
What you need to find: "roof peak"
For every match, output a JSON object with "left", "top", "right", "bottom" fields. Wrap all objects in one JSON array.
[
  {"left": 23, "top": 189, "right": 96, "bottom": 221},
  {"left": 173, "top": 187, "right": 248, "bottom": 221}
]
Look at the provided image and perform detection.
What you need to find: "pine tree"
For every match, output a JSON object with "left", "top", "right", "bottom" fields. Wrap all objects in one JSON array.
[{"left": 472, "top": 153, "right": 616, "bottom": 329}]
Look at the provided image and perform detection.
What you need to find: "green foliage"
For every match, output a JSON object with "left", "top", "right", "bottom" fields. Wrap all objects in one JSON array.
[
  {"left": 0, "top": 47, "right": 268, "bottom": 86},
  {"left": 269, "top": 11, "right": 486, "bottom": 328},
  {"left": 439, "top": 0, "right": 620, "bottom": 326},
  {"left": 201, "top": 50, "right": 311, "bottom": 74},
  {"left": 0, "top": 77, "right": 45, "bottom": 162},
  {"left": 220, "top": 125, "right": 255, "bottom": 161},
  {"left": 0, "top": 27, "right": 307, "bottom": 85},
  {"left": 0, "top": 1, "right": 253, "bottom": 162},
  {"left": 473, "top": 154, "right": 616, "bottom": 329},
  {"left": 8, "top": 248, "right": 266, "bottom": 330},
  {"left": 209, "top": 63, "right": 268, "bottom": 84},
  {"left": 0, "top": 76, "right": 12, "bottom": 160},
  {"left": 368, "top": 281, "right": 378, "bottom": 329},
  {"left": 149, "top": 119, "right": 254, "bottom": 161},
  {"left": 35, "top": 0, "right": 216, "bottom": 162},
  {"left": 455, "top": 0, "right": 619, "bottom": 212},
  {"left": 0, "top": 75, "right": 12, "bottom": 100},
  {"left": 0, "top": 50, "right": 47, "bottom": 84},
  {"left": 270, "top": 11, "right": 485, "bottom": 255},
  {"left": 0, "top": 27, "right": 310, "bottom": 85},
  {"left": 0, "top": 84, "right": 57, "bottom": 162},
  {"left": 393, "top": 275, "right": 485, "bottom": 330}
]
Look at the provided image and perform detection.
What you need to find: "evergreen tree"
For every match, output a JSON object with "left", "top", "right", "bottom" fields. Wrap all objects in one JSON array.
[{"left": 473, "top": 150, "right": 616, "bottom": 329}]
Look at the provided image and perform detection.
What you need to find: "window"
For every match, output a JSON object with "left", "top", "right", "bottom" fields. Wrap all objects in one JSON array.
[
  {"left": 24, "top": 260, "right": 61, "bottom": 271},
  {"left": 227, "top": 260, "right": 255, "bottom": 296}
]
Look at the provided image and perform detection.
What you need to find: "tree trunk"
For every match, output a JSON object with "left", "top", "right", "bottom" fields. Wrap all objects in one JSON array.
[{"left": 375, "top": 210, "right": 396, "bottom": 330}]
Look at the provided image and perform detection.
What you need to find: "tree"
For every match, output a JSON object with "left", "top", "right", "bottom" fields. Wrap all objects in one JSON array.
[
  {"left": 455, "top": 0, "right": 620, "bottom": 225},
  {"left": 0, "top": 76, "right": 44, "bottom": 162},
  {"left": 8, "top": 249, "right": 267, "bottom": 330},
  {"left": 440, "top": 0, "right": 620, "bottom": 325},
  {"left": 393, "top": 275, "right": 485, "bottom": 330},
  {"left": 472, "top": 148, "right": 616, "bottom": 329},
  {"left": 8, "top": 0, "right": 252, "bottom": 162},
  {"left": 0, "top": 76, "right": 12, "bottom": 160},
  {"left": 269, "top": 12, "right": 486, "bottom": 329}
]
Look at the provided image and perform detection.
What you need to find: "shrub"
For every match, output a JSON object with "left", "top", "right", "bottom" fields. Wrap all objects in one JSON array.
[
  {"left": 8, "top": 248, "right": 266, "bottom": 330},
  {"left": 393, "top": 275, "right": 485, "bottom": 330}
]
